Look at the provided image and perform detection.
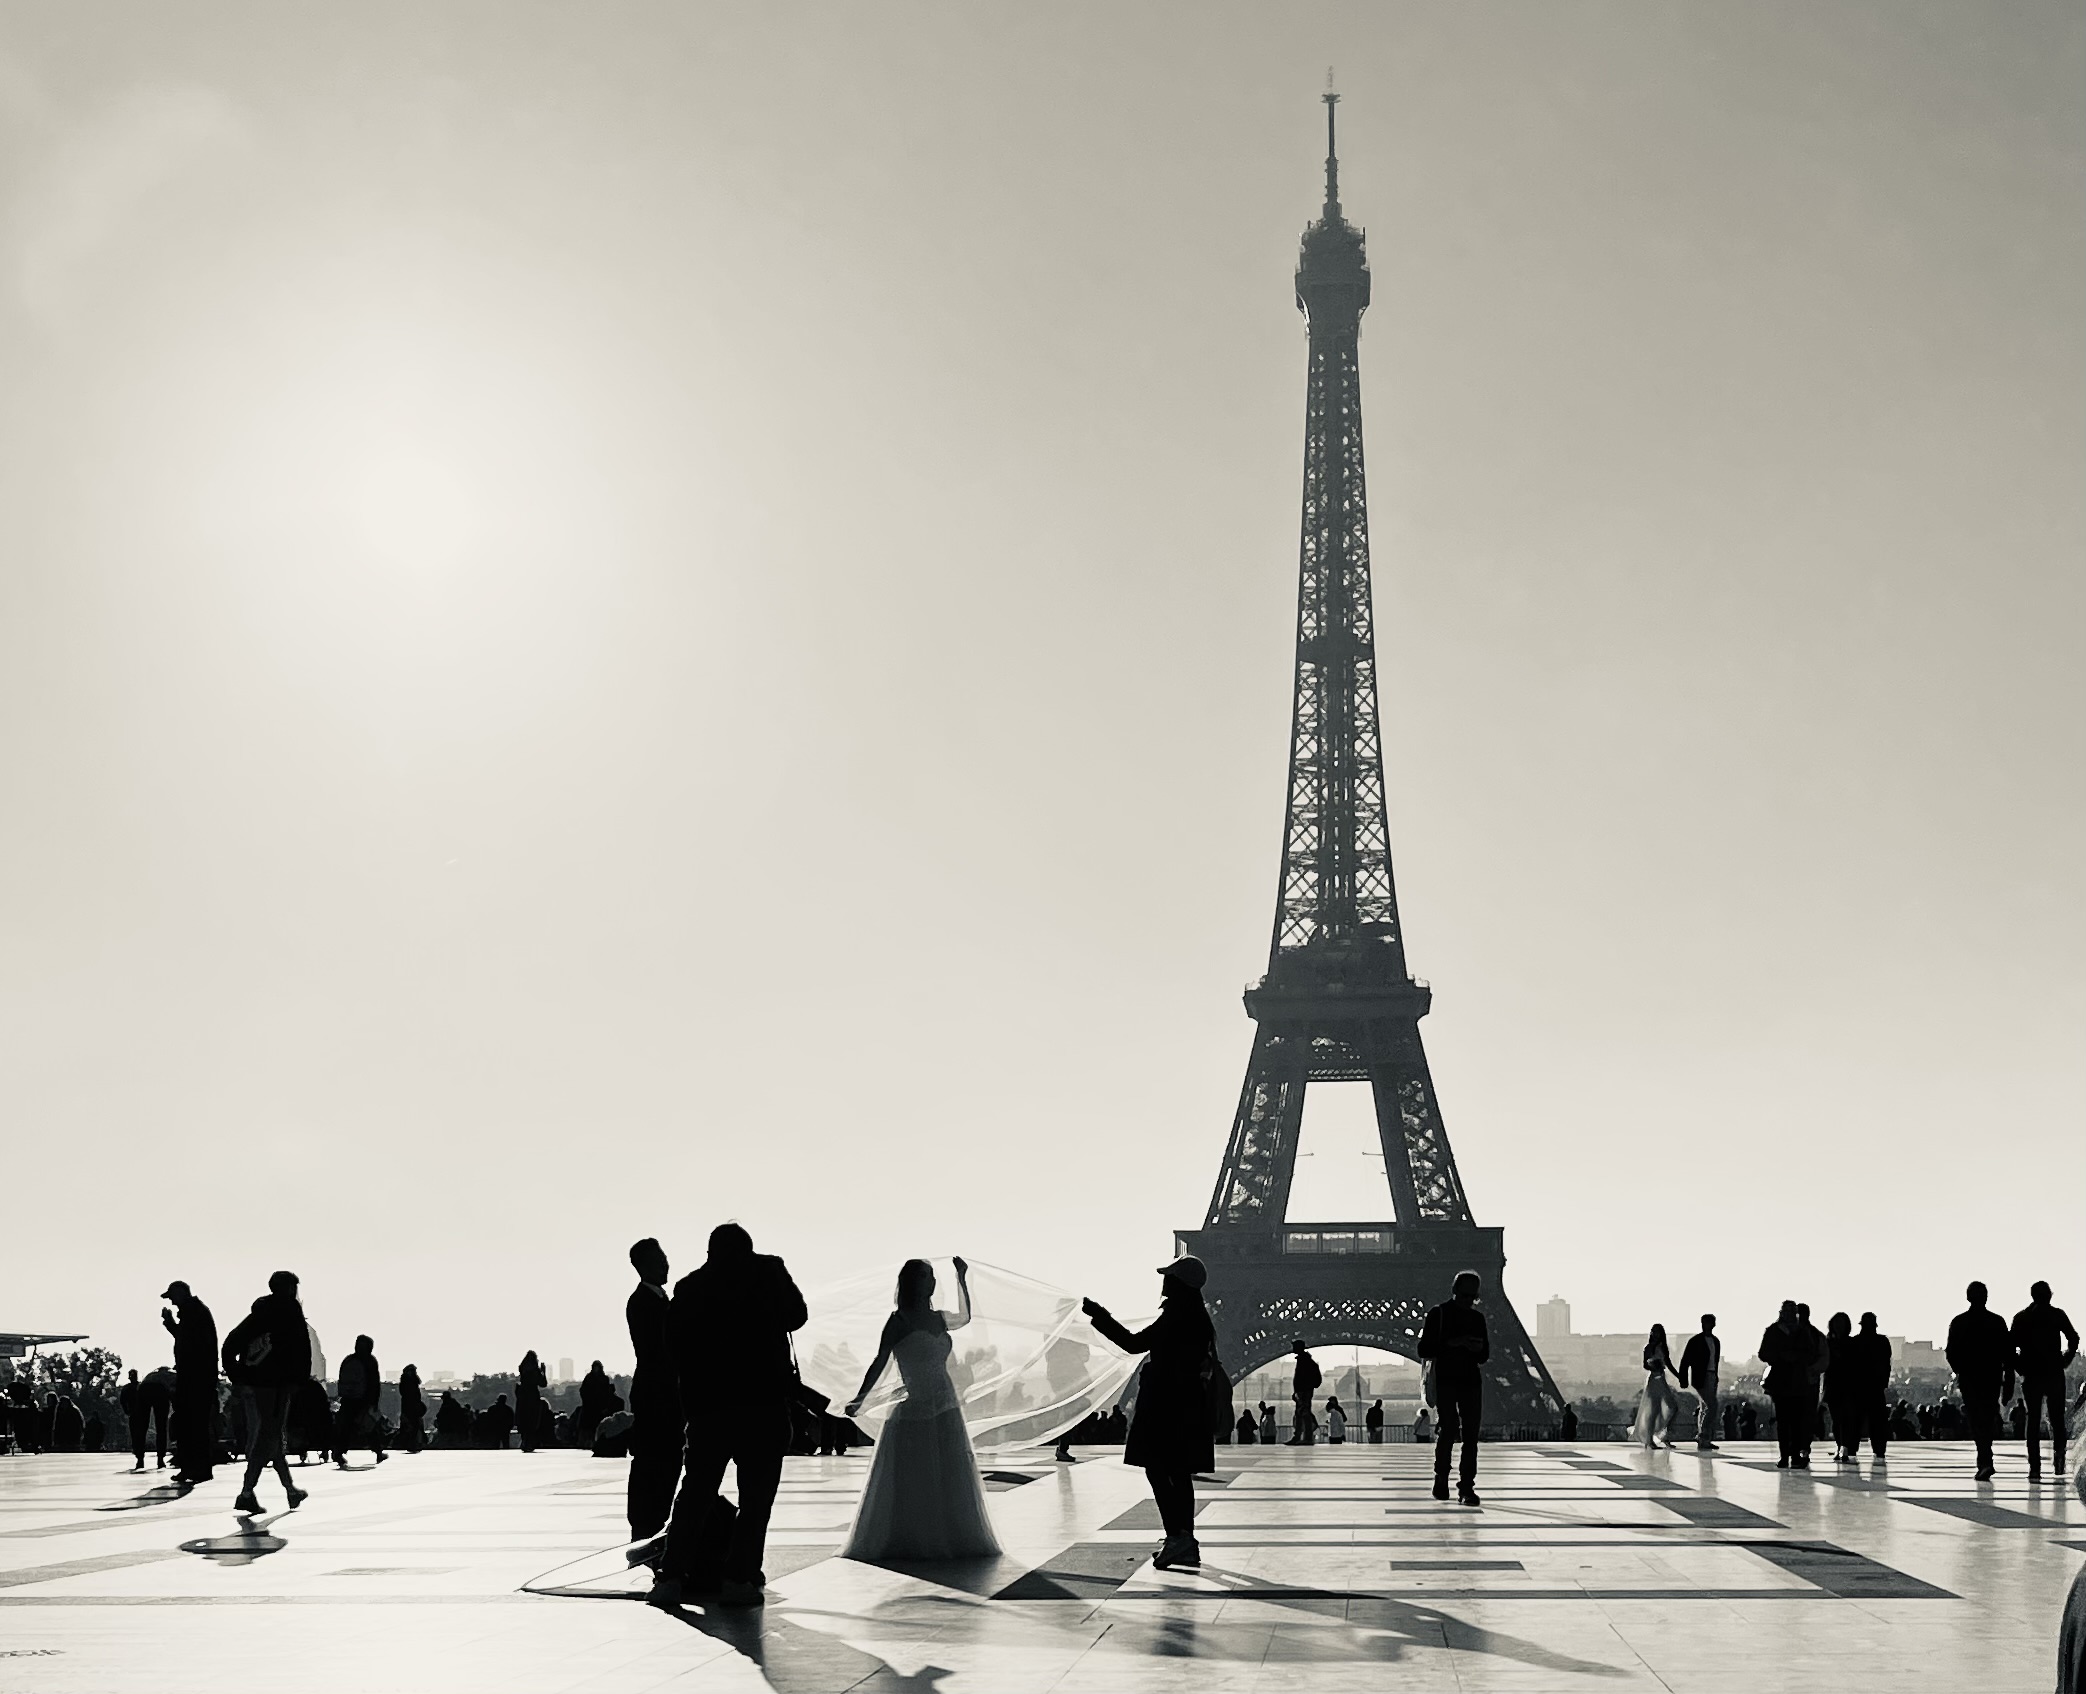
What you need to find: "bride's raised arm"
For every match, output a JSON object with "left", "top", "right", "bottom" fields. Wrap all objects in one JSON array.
[
  {"left": 845, "top": 1312, "right": 904, "bottom": 1417},
  {"left": 943, "top": 1256, "right": 974, "bottom": 1332}
]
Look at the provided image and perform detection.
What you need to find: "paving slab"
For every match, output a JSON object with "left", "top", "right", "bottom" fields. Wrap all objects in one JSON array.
[{"left": 0, "top": 1442, "right": 2076, "bottom": 1691}]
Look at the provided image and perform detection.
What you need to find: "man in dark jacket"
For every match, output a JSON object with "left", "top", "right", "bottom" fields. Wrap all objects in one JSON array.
[
  {"left": 1849, "top": 1313, "right": 1894, "bottom": 1459},
  {"left": 1418, "top": 1271, "right": 1491, "bottom": 1505},
  {"left": 221, "top": 1270, "right": 314, "bottom": 1514},
  {"left": 626, "top": 1237, "right": 684, "bottom": 1544},
  {"left": 160, "top": 1280, "right": 219, "bottom": 1485},
  {"left": 1945, "top": 1280, "right": 2015, "bottom": 1481},
  {"left": 2009, "top": 1280, "right": 2078, "bottom": 1480},
  {"left": 1759, "top": 1301, "right": 1811, "bottom": 1468},
  {"left": 652, "top": 1223, "right": 808, "bottom": 1608},
  {"left": 1085, "top": 1255, "right": 1218, "bottom": 1572},
  {"left": 334, "top": 1335, "right": 387, "bottom": 1468},
  {"left": 1678, "top": 1316, "right": 1721, "bottom": 1451}
]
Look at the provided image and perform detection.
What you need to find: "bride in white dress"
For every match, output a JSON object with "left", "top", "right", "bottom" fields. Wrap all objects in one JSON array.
[{"left": 841, "top": 1256, "right": 1001, "bottom": 1561}]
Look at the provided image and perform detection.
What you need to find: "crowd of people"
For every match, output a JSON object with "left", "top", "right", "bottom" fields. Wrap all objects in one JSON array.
[{"left": 1625, "top": 1280, "right": 2080, "bottom": 1480}]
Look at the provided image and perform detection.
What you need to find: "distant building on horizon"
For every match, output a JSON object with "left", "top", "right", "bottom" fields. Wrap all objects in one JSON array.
[{"left": 557, "top": 1357, "right": 574, "bottom": 1384}]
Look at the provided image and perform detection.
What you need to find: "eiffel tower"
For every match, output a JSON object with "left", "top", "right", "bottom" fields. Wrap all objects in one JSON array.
[{"left": 1176, "top": 95, "right": 1564, "bottom": 1429}]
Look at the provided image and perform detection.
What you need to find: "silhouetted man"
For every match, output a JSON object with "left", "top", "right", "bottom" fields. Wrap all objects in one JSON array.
[
  {"left": 626, "top": 1237, "right": 685, "bottom": 1543},
  {"left": 222, "top": 1270, "right": 314, "bottom": 1514},
  {"left": 1285, "top": 1344, "right": 1322, "bottom": 1445},
  {"left": 1679, "top": 1315, "right": 1721, "bottom": 1450},
  {"left": 1794, "top": 1302, "right": 1827, "bottom": 1465},
  {"left": 1945, "top": 1280, "right": 2014, "bottom": 1480},
  {"left": 1366, "top": 1399, "right": 1384, "bottom": 1444},
  {"left": 119, "top": 1371, "right": 146, "bottom": 1472},
  {"left": 1418, "top": 1270, "right": 1489, "bottom": 1506},
  {"left": 2010, "top": 1280, "right": 2079, "bottom": 1480},
  {"left": 1561, "top": 1403, "right": 1580, "bottom": 1441},
  {"left": 652, "top": 1222, "right": 807, "bottom": 1609},
  {"left": 160, "top": 1280, "right": 219, "bottom": 1485},
  {"left": 480, "top": 1395, "right": 515, "bottom": 1448},
  {"left": 1849, "top": 1313, "right": 1893, "bottom": 1459},
  {"left": 1759, "top": 1301, "right": 1811, "bottom": 1468},
  {"left": 334, "top": 1335, "right": 387, "bottom": 1468}
]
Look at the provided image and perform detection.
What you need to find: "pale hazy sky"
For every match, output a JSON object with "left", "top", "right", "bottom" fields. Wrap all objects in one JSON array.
[{"left": 2, "top": 3, "right": 2079, "bottom": 1379}]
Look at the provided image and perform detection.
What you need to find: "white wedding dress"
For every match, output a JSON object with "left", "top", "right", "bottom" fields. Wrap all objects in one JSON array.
[{"left": 843, "top": 1321, "right": 1001, "bottom": 1561}]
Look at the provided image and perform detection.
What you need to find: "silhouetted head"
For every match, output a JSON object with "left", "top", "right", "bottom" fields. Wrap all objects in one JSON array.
[
  {"left": 2032, "top": 1280, "right": 2052, "bottom": 1303},
  {"left": 495, "top": 1394, "right": 509, "bottom": 1406},
  {"left": 1859, "top": 1312, "right": 1878, "bottom": 1333},
  {"left": 1700, "top": 1315, "right": 1716, "bottom": 1332},
  {"left": 522, "top": 1351, "right": 538, "bottom": 1369},
  {"left": 354, "top": 1335, "right": 372, "bottom": 1354},
  {"left": 896, "top": 1258, "right": 936, "bottom": 1310},
  {"left": 1453, "top": 1270, "right": 1481, "bottom": 1304},
  {"left": 590, "top": 1360, "right": 603, "bottom": 1374},
  {"left": 708, "top": 1222, "right": 754, "bottom": 1260},
  {"left": 1966, "top": 1281, "right": 1988, "bottom": 1308},
  {"left": 268, "top": 1270, "right": 299, "bottom": 1298},
  {"left": 1292, "top": 1341, "right": 1309, "bottom": 1356},
  {"left": 161, "top": 1280, "right": 190, "bottom": 1302},
  {"left": 1778, "top": 1300, "right": 1799, "bottom": 1323},
  {"left": 1648, "top": 1323, "right": 1667, "bottom": 1346},
  {"left": 127, "top": 1369, "right": 138, "bottom": 1383},
  {"left": 630, "top": 1238, "right": 669, "bottom": 1284},
  {"left": 1828, "top": 1312, "right": 1851, "bottom": 1338},
  {"left": 401, "top": 1364, "right": 418, "bottom": 1380},
  {"left": 1795, "top": 1303, "right": 1810, "bottom": 1321}
]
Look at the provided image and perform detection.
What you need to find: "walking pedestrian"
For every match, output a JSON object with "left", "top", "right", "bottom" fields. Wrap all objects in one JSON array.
[
  {"left": 334, "top": 1335, "right": 388, "bottom": 1467},
  {"left": 1945, "top": 1281, "right": 2015, "bottom": 1481},
  {"left": 1083, "top": 1255, "right": 1219, "bottom": 1572},
  {"left": 1850, "top": 1313, "right": 1893, "bottom": 1459},
  {"left": 221, "top": 1271, "right": 313, "bottom": 1514},
  {"left": 1637, "top": 1324, "right": 1680, "bottom": 1449},
  {"left": 2010, "top": 1281, "right": 2079, "bottom": 1480},
  {"left": 1325, "top": 1397, "right": 1346, "bottom": 1443},
  {"left": 1678, "top": 1315, "right": 1721, "bottom": 1450},
  {"left": 1366, "top": 1399, "right": 1384, "bottom": 1444},
  {"left": 1795, "top": 1303, "right": 1827, "bottom": 1466},
  {"left": 159, "top": 1280, "right": 219, "bottom": 1485},
  {"left": 1417, "top": 1270, "right": 1489, "bottom": 1506},
  {"left": 1759, "top": 1301, "right": 1812, "bottom": 1469},
  {"left": 1824, "top": 1313, "right": 1864, "bottom": 1462}
]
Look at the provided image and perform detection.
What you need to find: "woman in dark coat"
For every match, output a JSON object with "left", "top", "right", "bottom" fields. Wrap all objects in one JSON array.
[
  {"left": 515, "top": 1352, "right": 548, "bottom": 1453},
  {"left": 1083, "top": 1254, "right": 1219, "bottom": 1571},
  {"left": 396, "top": 1365, "right": 426, "bottom": 1454}
]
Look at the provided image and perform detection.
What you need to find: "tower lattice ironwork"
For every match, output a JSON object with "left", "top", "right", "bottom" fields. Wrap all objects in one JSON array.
[{"left": 1178, "top": 96, "right": 1564, "bottom": 1428}]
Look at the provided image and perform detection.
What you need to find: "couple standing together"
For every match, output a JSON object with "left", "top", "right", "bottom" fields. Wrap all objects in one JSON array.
[{"left": 630, "top": 1231, "right": 1222, "bottom": 1601}]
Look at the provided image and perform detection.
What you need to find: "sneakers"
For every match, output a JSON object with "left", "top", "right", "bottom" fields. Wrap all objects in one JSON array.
[
  {"left": 646, "top": 1574, "right": 684, "bottom": 1610},
  {"left": 1457, "top": 1486, "right": 1481, "bottom": 1507},
  {"left": 716, "top": 1578, "right": 765, "bottom": 1607},
  {"left": 234, "top": 1491, "right": 263, "bottom": 1514},
  {"left": 285, "top": 1486, "right": 308, "bottom": 1509},
  {"left": 1152, "top": 1537, "right": 1203, "bottom": 1571},
  {"left": 1431, "top": 1477, "right": 1450, "bottom": 1501},
  {"left": 376, "top": 1451, "right": 388, "bottom": 1464}
]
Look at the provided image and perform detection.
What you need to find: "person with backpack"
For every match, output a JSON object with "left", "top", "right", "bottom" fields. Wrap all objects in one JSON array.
[
  {"left": 334, "top": 1336, "right": 388, "bottom": 1468},
  {"left": 221, "top": 1270, "right": 314, "bottom": 1514}
]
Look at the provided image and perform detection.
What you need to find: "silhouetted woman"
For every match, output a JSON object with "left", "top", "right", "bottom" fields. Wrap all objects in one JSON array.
[
  {"left": 1823, "top": 1312, "right": 1861, "bottom": 1461},
  {"left": 1083, "top": 1254, "right": 1220, "bottom": 1572},
  {"left": 1637, "top": 1325, "right": 1680, "bottom": 1449},
  {"left": 516, "top": 1352, "right": 548, "bottom": 1453},
  {"left": 397, "top": 1365, "right": 426, "bottom": 1454}
]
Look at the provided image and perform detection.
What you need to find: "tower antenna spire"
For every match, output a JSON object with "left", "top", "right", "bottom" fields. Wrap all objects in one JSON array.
[{"left": 1322, "top": 69, "right": 1341, "bottom": 219}]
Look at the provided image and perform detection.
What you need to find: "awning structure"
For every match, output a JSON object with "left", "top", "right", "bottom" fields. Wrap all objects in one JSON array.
[{"left": 0, "top": 1332, "right": 88, "bottom": 1359}]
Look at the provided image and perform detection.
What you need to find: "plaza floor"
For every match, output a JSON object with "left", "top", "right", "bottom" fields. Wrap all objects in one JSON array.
[{"left": 0, "top": 1441, "right": 2077, "bottom": 1692}]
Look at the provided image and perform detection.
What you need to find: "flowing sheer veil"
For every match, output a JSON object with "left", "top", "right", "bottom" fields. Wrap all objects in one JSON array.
[{"left": 795, "top": 1259, "right": 1144, "bottom": 1453}]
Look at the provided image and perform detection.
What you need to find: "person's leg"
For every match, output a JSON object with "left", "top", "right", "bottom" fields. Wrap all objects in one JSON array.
[
  {"left": 1456, "top": 1380, "right": 1482, "bottom": 1492},
  {"left": 724, "top": 1411, "right": 789, "bottom": 1588},
  {"left": 628, "top": 1412, "right": 686, "bottom": 1542},
  {"left": 661, "top": 1426, "right": 730, "bottom": 1581},
  {"left": 1432, "top": 1392, "right": 1459, "bottom": 1494},
  {"left": 1869, "top": 1396, "right": 1888, "bottom": 1459},
  {"left": 1145, "top": 1468, "right": 1195, "bottom": 1541},
  {"left": 1698, "top": 1381, "right": 1719, "bottom": 1447},
  {"left": 130, "top": 1414, "right": 146, "bottom": 1469},
  {"left": 2024, "top": 1378, "right": 2054, "bottom": 1474}
]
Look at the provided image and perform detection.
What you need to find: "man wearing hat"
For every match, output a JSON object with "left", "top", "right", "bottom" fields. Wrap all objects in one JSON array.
[
  {"left": 1082, "top": 1254, "right": 1222, "bottom": 1572},
  {"left": 159, "top": 1280, "right": 219, "bottom": 1486}
]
